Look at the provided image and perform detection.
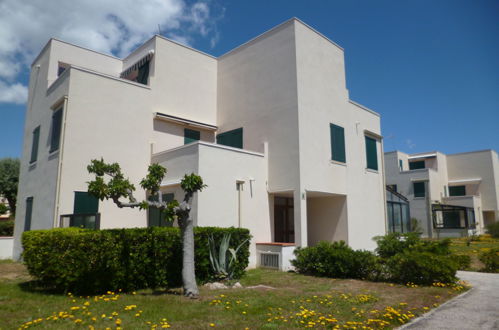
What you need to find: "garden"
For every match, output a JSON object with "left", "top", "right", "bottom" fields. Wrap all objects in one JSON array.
[{"left": 1, "top": 227, "right": 487, "bottom": 329}]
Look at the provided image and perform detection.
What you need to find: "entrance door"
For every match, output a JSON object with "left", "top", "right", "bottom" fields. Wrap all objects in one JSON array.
[{"left": 274, "top": 197, "right": 294, "bottom": 243}]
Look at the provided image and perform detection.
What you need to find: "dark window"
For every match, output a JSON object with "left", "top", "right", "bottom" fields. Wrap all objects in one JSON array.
[
  {"left": 330, "top": 124, "right": 346, "bottom": 163},
  {"left": 399, "top": 159, "right": 403, "bottom": 171},
  {"left": 413, "top": 182, "right": 426, "bottom": 198},
  {"left": 136, "top": 61, "right": 150, "bottom": 85},
  {"left": 24, "top": 197, "right": 33, "bottom": 231},
  {"left": 387, "top": 184, "right": 397, "bottom": 192},
  {"left": 30, "top": 126, "right": 40, "bottom": 164},
  {"left": 148, "top": 193, "right": 174, "bottom": 227},
  {"left": 449, "top": 185, "right": 466, "bottom": 196},
  {"left": 57, "top": 65, "right": 67, "bottom": 77},
  {"left": 50, "top": 108, "right": 63, "bottom": 152},
  {"left": 184, "top": 128, "right": 200, "bottom": 145},
  {"left": 409, "top": 161, "right": 425, "bottom": 170},
  {"left": 217, "top": 128, "right": 243, "bottom": 149},
  {"left": 365, "top": 136, "right": 378, "bottom": 170},
  {"left": 65, "top": 192, "right": 101, "bottom": 229},
  {"left": 274, "top": 197, "right": 294, "bottom": 243}
]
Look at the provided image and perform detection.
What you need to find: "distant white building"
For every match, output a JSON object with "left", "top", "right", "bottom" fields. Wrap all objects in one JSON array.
[
  {"left": 14, "top": 18, "right": 387, "bottom": 266},
  {"left": 384, "top": 149, "right": 499, "bottom": 237}
]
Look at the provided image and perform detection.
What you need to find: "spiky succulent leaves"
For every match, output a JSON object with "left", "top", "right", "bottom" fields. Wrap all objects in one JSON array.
[
  {"left": 208, "top": 235, "right": 221, "bottom": 275},
  {"left": 140, "top": 164, "right": 166, "bottom": 196},
  {"left": 218, "top": 233, "right": 231, "bottom": 276},
  {"left": 180, "top": 173, "right": 206, "bottom": 194},
  {"left": 227, "top": 238, "right": 250, "bottom": 278}
]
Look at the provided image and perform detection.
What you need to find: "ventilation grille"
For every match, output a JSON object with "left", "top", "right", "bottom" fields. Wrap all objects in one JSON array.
[{"left": 260, "top": 252, "right": 279, "bottom": 269}]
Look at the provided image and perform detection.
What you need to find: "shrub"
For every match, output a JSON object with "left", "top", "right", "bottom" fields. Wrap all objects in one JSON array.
[
  {"left": 479, "top": 248, "right": 499, "bottom": 273},
  {"left": 0, "top": 220, "right": 14, "bottom": 236},
  {"left": 450, "top": 254, "right": 471, "bottom": 270},
  {"left": 373, "top": 232, "right": 421, "bottom": 259},
  {"left": 386, "top": 251, "right": 458, "bottom": 285},
  {"left": 22, "top": 226, "right": 250, "bottom": 293},
  {"left": 292, "top": 241, "right": 378, "bottom": 280},
  {"left": 485, "top": 222, "right": 499, "bottom": 238}
]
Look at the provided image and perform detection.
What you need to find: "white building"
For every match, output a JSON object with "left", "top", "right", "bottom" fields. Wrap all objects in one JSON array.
[
  {"left": 384, "top": 149, "right": 499, "bottom": 237},
  {"left": 14, "top": 18, "right": 387, "bottom": 266}
]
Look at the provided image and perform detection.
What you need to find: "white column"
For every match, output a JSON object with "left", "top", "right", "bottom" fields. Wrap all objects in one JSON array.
[{"left": 294, "top": 189, "right": 307, "bottom": 247}]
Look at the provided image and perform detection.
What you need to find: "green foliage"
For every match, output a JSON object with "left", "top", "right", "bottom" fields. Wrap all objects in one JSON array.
[
  {"left": 373, "top": 232, "right": 421, "bottom": 259},
  {"left": 208, "top": 233, "right": 249, "bottom": 280},
  {"left": 139, "top": 164, "right": 167, "bottom": 195},
  {"left": 0, "top": 220, "right": 14, "bottom": 236},
  {"left": 180, "top": 173, "right": 206, "bottom": 194},
  {"left": 22, "top": 227, "right": 250, "bottom": 293},
  {"left": 291, "top": 241, "right": 378, "bottom": 280},
  {"left": 485, "top": 222, "right": 499, "bottom": 238},
  {"left": 0, "top": 203, "right": 8, "bottom": 215},
  {"left": 449, "top": 254, "right": 471, "bottom": 271},
  {"left": 0, "top": 158, "right": 20, "bottom": 216},
  {"left": 87, "top": 159, "right": 137, "bottom": 204},
  {"left": 385, "top": 251, "right": 458, "bottom": 284},
  {"left": 479, "top": 248, "right": 499, "bottom": 273}
]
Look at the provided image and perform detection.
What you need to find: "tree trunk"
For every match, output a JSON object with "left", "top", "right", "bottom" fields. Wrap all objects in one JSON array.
[{"left": 180, "top": 216, "right": 199, "bottom": 298}]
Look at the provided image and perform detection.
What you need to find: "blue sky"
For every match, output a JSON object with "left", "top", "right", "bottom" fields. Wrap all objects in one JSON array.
[{"left": 1, "top": 0, "right": 498, "bottom": 158}]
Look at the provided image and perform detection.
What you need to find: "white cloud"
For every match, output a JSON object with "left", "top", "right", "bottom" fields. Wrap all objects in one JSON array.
[
  {"left": 0, "top": 0, "right": 222, "bottom": 104},
  {"left": 0, "top": 81, "right": 28, "bottom": 104}
]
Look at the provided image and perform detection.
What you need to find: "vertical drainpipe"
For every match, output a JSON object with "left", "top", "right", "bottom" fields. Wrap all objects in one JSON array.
[
  {"left": 379, "top": 138, "right": 388, "bottom": 234},
  {"left": 425, "top": 180, "right": 433, "bottom": 238},
  {"left": 53, "top": 96, "right": 69, "bottom": 228}
]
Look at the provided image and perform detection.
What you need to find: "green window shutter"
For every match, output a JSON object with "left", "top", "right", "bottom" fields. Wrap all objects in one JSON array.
[
  {"left": 399, "top": 159, "right": 403, "bottom": 171},
  {"left": 184, "top": 128, "right": 201, "bottom": 145},
  {"left": 330, "top": 124, "right": 346, "bottom": 163},
  {"left": 50, "top": 108, "right": 63, "bottom": 152},
  {"left": 449, "top": 185, "right": 466, "bottom": 196},
  {"left": 216, "top": 128, "right": 243, "bottom": 149},
  {"left": 24, "top": 197, "right": 33, "bottom": 231},
  {"left": 409, "top": 161, "right": 425, "bottom": 170},
  {"left": 30, "top": 126, "right": 40, "bottom": 164},
  {"left": 413, "top": 182, "right": 426, "bottom": 198},
  {"left": 365, "top": 136, "right": 378, "bottom": 170},
  {"left": 148, "top": 193, "right": 174, "bottom": 227},
  {"left": 73, "top": 192, "right": 99, "bottom": 214}
]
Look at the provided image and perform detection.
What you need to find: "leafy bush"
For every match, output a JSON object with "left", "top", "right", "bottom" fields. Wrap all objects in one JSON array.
[
  {"left": 450, "top": 254, "right": 471, "bottom": 271},
  {"left": 22, "top": 226, "right": 250, "bottom": 293},
  {"left": 386, "top": 251, "right": 458, "bottom": 285},
  {"left": 373, "top": 232, "right": 421, "bottom": 259},
  {"left": 292, "top": 241, "right": 378, "bottom": 280},
  {"left": 479, "top": 248, "right": 499, "bottom": 273},
  {"left": 0, "top": 220, "right": 14, "bottom": 236},
  {"left": 485, "top": 222, "right": 499, "bottom": 238},
  {"left": 208, "top": 233, "right": 249, "bottom": 280}
]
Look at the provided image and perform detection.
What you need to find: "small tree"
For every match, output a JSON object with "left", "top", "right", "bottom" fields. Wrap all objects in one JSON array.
[
  {"left": 0, "top": 158, "right": 20, "bottom": 216},
  {"left": 87, "top": 158, "right": 205, "bottom": 297}
]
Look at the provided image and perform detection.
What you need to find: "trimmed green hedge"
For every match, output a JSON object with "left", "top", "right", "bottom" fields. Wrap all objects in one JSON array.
[
  {"left": 22, "top": 227, "right": 250, "bottom": 293},
  {"left": 0, "top": 220, "right": 14, "bottom": 236}
]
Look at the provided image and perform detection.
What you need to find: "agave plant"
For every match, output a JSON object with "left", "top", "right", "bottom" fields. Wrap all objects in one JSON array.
[{"left": 208, "top": 233, "right": 248, "bottom": 280}]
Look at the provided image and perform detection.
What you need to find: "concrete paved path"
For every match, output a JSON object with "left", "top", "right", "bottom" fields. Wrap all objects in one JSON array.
[{"left": 403, "top": 271, "right": 499, "bottom": 330}]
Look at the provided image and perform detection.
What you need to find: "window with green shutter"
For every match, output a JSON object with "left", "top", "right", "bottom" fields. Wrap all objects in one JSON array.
[
  {"left": 449, "top": 185, "right": 466, "bottom": 196},
  {"left": 50, "top": 108, "right": 63, "bottom": 152},
  {"left": 216, "top": 127, "right": 243, "bottom": 149},
  {"left": 330, "top": 124, "right": 346, "bottom": 163},
  {"left": 74, "top": 192, "right": 99, "bottom": 214},
  {"left": 24, "top": 197, "right": 33, "bottom": 231},
  {"left": 184, "top": 128, "right": 200, "bottom": 145},
  {"left": 148, "top": 193, "right": 174, "bottom": 227},
  {"left": 399, "top": 159, "right": 403, "bottom": 171},
  {"left": 30, "top": 126, "right": 40, "bottom": 164},
  {"left": 409, "top": 161, "right": 425, "bottom": 170},
  {"left": 365, "top": 136, "right": 378, "bottom": 170},
  {"left": 413, "top": 182, "right": 426, "bottom": 198}
]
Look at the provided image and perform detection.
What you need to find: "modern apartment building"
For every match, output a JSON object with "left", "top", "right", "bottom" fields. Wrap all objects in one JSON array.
[
  {"left": 14, "top": 18, "right": 387, "bottom": 266},
  {"left": 384, "top": 149, "right": 499, "bottom": 237}
]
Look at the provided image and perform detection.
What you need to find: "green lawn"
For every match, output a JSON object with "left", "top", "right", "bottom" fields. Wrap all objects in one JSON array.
[
  {"left": 0, "top": 262, "right": 469, "bottom": 329},
  {"left": 449, "top": 235, "right": 499, "bottom": 271}
]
